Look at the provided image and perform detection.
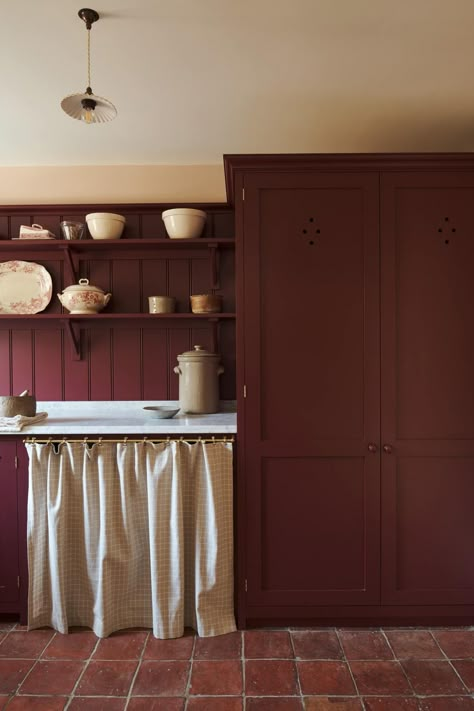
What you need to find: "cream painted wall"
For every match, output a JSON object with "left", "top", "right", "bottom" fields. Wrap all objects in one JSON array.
[{"left": 0, "top": 165, "right": 227, "bottom": 205}]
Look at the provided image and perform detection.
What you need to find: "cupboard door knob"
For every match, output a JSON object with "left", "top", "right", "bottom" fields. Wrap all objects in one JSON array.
[
  {"left": 368, "top": 443, "right": 377, "bottom": 453},
  {"left": 383, "top": 444, "right": 393, "bottom": 454}
]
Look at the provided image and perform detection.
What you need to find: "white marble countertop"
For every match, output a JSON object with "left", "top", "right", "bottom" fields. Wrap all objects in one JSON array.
[{"left": 1, "top": 401, "right": 236, "bottom": 435}]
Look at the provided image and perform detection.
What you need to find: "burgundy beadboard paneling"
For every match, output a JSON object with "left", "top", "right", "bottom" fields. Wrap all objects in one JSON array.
[
  {"left": 111, "top": 259, "right": 141, "bottom": 313},
  {"left": 0, "top": 216, "right": 9, "bottom": 240},
  {"left": 64, "top": 329, "right": 89, "bottom": 400},
  {"left": 112, "top": 329, "right": 142, "bottom": 399},
  {"left": 34, "top": 329, "right": 63, "bottom": 400},
  {"left": 142, "top": 329, "right": 169, "bottom": 399},
  {"left": 191, "top": 257, "right": 210, "bottom": 296},
  {"left": 169, "top": 259, "right": 191, "bottom": 313},
  {"left": 169, "top": 328, "right": 191, "bottom": 399},
  {"left": 0, "top": 331, "right": 11, "bottom": 394},
  {"left": 11, "top": 331, "right": 33, "bottom": 396},
  {"left": 142, "top": 259, "right": 168, "bottom": 312},
  {"left": 0, "top": 202, "right": 235, "bottom": 402},
  {"left": 89, "top": 328, "right": 113, "bottom": 400}
]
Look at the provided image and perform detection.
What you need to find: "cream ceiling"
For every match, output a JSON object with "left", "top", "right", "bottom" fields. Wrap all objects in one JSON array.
[{"left": 3, "top": 0, "right": 474, "bottom": 167}]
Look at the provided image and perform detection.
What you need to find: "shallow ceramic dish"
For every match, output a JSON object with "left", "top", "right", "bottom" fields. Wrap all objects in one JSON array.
[
  {"left": 143, "top": 406, "right": 180, "bottom": 419},
  {"left": 0, "top": 260, "right": 52, "bottom": 314}
]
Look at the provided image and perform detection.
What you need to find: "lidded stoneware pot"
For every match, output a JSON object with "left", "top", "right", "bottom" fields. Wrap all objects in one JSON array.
[
  {"left": 57, "top": 278, "right": 111, "bottom": 314},
  {"left": 174, "top": 345, "right": 224, "bottom": 413}
]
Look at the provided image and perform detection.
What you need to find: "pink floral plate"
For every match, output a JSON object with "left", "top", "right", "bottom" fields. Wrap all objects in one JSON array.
[{"left": 0, "top": 260, "right": 52, "bottom": 314}]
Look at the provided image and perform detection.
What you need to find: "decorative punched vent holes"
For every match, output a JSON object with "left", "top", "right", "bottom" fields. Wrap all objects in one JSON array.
[
  {"left": 301, "top": 216, "right": 321, "bottom": 246},
  {"left": 437, "top": 216, "right": 457, "bottom": 244}
]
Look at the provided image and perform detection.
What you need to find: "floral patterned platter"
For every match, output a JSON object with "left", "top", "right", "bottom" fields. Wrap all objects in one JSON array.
[{"left": 0, "top": 260, "right": 52, "bottom": 314}]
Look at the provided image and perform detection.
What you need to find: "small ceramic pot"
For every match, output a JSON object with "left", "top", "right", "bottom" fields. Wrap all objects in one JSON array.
[
  {"left": 57, "top": 278, "right": 111, "bottom": 314},
  {"left": 0, "top": 395, "right": 36, "bottom": 417},
  {"left": 148, "top": 295, "right": 176, "bottom": 313},
  {"left": 174, "top": 345, "right": 224, "bottom": 414}
]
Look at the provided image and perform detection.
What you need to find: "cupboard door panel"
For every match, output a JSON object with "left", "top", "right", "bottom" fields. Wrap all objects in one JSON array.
[
  {"left": 247, "top": 455, "right": 380, "bottom": 606},
  {"left": 382, "top": 456, "right": 474, "bottom": 604},
  {"left": 0, "top": 441, "right": 19, "bottom": 603},
  {"left": 381, "top": 171, "right": 474, "bottom": 604},
  {"left": 242, "top": 171, "right": 380, "bottom": 606}
]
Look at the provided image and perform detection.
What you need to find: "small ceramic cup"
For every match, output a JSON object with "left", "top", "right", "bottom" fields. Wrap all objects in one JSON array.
[{"left": 148, "top": 296, "right": 176, "bottom": 313}]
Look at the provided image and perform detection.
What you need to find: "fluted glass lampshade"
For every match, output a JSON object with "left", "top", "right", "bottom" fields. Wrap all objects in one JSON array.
[{"left": 61, "top": 8, "right": 117, "bottom": 124}]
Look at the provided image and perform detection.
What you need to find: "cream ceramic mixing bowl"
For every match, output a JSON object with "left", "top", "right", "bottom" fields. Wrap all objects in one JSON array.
[
  {"left": 86, "top": 212, "right": 126, "bottom": 240},
  {"left": 162, "top": 208, "right": 206, "bottom": 239}
]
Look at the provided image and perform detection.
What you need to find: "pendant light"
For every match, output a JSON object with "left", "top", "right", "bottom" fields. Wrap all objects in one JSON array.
[{"left": 61, "top": 8, "right": 117, "bottom": 124}]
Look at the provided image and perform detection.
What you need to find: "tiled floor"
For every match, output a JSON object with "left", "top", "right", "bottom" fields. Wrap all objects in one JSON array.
[{"left": 0, "top": 622, "right": 473, "bottom": 710}]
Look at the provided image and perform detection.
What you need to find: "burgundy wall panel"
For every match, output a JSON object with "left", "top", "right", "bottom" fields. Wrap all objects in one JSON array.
[
  {"left": 34, "top": 330, "right": 63, "bottom": 401},
  {"left": 169, "top": 259, "right": 191, "bottom": 313},
  {"left": 0, "top": 441, "right": 20, "bottom": 604},
  {"left": 89, "top": 329, "right": 113, "bottom": 400},
  {"left": 111, "top": 259, "right": 141, "bottom": 313},
  {"left": 11, "top": 331, "right": 33, "bottom": 396},
  {"left": 142, "top": 329, "right": 169, "bottom": 399},
  {"left": 0, "top": 331, "right": 11, "bottom": 394},
  {"left": 112, "top": 329, "right": 142, "bottom": 399},
  {"left": 142, "top": 259, "right": 168, "bottom": 312},
  {"left": 64, "top": 331, "right": 89, "bottom": 400}
]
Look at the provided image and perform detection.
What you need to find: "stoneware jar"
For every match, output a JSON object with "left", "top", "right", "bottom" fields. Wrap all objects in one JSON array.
[
  {"left": 57, "top": 278, "right": 111, "bottom": 314},
  {"left": 174, "top": 345, "right": 224, "bottom": 413}
]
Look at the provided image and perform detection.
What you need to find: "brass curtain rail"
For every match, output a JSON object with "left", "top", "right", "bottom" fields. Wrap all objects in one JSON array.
[{"left": 24, "top": 436, "right": 234, "bottom": 445}]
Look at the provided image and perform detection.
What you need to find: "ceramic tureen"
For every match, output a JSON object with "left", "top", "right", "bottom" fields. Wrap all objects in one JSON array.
[{"left": 57, "top": 278, "right": 111, "bottom": 314}]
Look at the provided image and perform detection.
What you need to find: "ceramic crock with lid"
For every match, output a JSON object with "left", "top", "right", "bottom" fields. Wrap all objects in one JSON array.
[
  {"left": 174, "top": 345, "right": 224, "bottom": 413},
  {"left": 57, "top": 278, "right": 112, "bottom": 314}
]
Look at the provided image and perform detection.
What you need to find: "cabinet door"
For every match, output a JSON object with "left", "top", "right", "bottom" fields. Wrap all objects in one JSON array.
[
  {"left": 0, "top": 441, "right": 19, "bottom": 603},
  {"left": 381, "top": 171, "right": 474, "bottom": 605},
  {"left": 241, "top": 171, "right": 380, "bottom": 607}
]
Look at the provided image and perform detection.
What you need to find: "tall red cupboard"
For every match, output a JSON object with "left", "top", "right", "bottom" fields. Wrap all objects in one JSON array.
[{"left": 224, "top": 154, "right": 474, "bottom": 627}]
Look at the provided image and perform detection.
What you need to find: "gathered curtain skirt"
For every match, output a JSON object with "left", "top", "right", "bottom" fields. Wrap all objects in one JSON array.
[{"left": 26, "top": 440, "right": 236, "bottom": 639}]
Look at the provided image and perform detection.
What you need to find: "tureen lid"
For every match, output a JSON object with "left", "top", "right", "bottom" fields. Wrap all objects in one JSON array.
[
  {"left": 177, "top": 345, "right": 220, "bottom": 360},
  {"left": 61, "top": 278, "right": 106, "bottom": 294}
]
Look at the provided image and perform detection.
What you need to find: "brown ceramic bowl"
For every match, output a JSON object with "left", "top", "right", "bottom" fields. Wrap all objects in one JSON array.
[
  {"left": 190, "top": 294, "right": 222, "bottom": 314},
  {"left": 0, "top": 395, "right": 36, "bottom": 418}
]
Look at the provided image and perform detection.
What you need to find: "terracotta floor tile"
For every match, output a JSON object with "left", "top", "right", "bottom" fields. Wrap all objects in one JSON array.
[
  {"left": 432, "top": 630, "right": 474, "bottom": 659},
  {"left": 245, "top": 659, "right": 298, "bottom": 696},
  {"left": 292, "top": 631, "right": 343, "bottom": 660},
  {"left": 131, "top": 660, "right": 189, "bottom": 696},
  {"left": 304, "top": 699, "right": 363, "bottom": 711},
  {"left": 92, "top": 630, "right": 148, "bottom": 660},
  {"left": 339, "top": 631, "right": 393, "bottom": 660},
  {"left": 5, "top": 698, "right": 67, "bottom": 710},
  {"left": 297, "top": 660, "right": 355, "bottom": 695},
  {"left": 244, "top": 630, "right": 293, "bottom": 659},
  {"left": 143, "top": 632, "right": 194, "bottom": 660},
  {"left": 127, "top": 700, "right": 185, "bottom": 711},
  {"left": 452, "top": 659, "right": 474, "bottom": 691},
  {"left": 67, "top": 699, "right": 127, "bottom": 711},
  {"left": 19, "top": 660, "right": 84, "bottom": 695},
  {"left": 0, "top": 697, "right": 9, "bottom": 711},
  {"left": 42, "top": 629, "right": 99, "bottom": 660},
  {"left": 362, "top": 699, "right": 420, "bottom": 710},
  {"left": 418, "top": 698, "right": 474, "bottom": 711},
  {"left": 76, "top": 660, "right": 137, "bottom": 696},
  {"left": 0, "top": 660, "right": 34, "bottom": 694},
  {"left": 401, "top": 659, "right": 467, "bottom": 695},
  {"left": 246, "top": 698, "right": 303, "bottom": 710},
  {"left": 0, "top": 630, "right": 55, "bottom": 658},
  {"left": 384, "top": 630, "right": 443, "bottom": 660},
  {"left": 349, "top": 661, "right": 411, "bottom": 695},
  {"left": 187, "top": 698, "right": 244, "bottom": 710},
  {"left": 193, "top": 631, "right": 241, "bottom": 659},
  {"left": 190, "top": 659, "right": 243, "bottom": 695}
]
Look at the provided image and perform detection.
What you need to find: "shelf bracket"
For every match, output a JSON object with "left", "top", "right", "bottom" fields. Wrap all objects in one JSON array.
[
  {"left": 60, "top": 244, "right": 77, "bottom": 284},
  {"left": 208, "top": 244, "right": 220, "bottom": 290},
  {"left": 62, "top": 319, "right": 81, "bottom": 360}
]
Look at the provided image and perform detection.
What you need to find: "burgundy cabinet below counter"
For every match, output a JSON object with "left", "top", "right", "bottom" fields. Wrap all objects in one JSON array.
[{"left": 0, "top": 439, "right": 28, "bottom": 623}]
